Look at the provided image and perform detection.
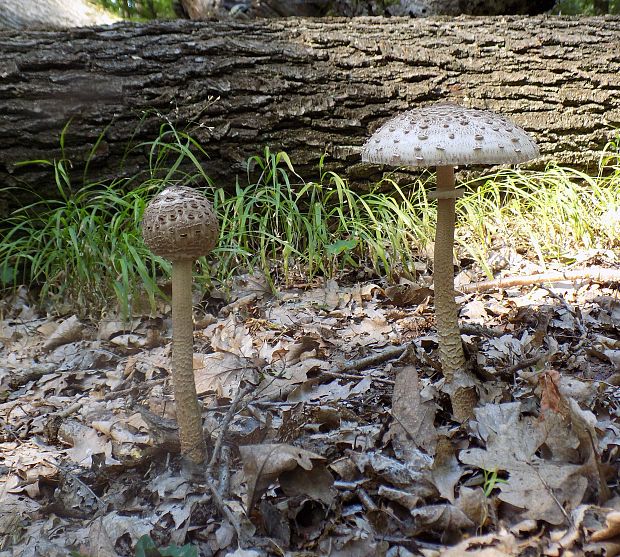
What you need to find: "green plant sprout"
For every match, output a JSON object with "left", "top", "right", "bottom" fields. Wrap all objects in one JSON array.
[
  {"left": 134, "top": 535, "right": 198, "bottom": 557},
  {"left": 482, "top": 468, "right": 508, "bottom": 497}
]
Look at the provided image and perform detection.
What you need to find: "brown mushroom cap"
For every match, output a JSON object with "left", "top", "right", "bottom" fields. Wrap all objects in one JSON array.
[
  {"left": 361, "top": 104, "right": 539, "bottom": 167},
  {"left": 142, "top": 186, "right": 219, "bottom": 260}
]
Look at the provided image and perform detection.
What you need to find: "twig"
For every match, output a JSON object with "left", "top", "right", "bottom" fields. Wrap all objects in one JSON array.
[
  {"left": 57, "top": 401, "right": 85, "bottom": 418},
  {"left": 205, "top": 481, "right": 248, "bottom": 546},
  {"left": 502, "top": 353, "right": 551, "bottom": 378},
  {"left": 102, "top": 378, "right": 165, "bottom": 401},
  {"left": 319, "top": 369, "right": 394, "bottom": 385},
  {"left": 534, "top": 468, "right": 573, "bottom": 526},
  {"left": 206, "top": 382, "right": 255, "bottom": 477},
  {"left": 218, "top": 445, "right": 231, "bottom": 498},
  {"left": 203, "top": 381, "right": 255, "bottom": 548},
  {"left": 459, "top": 266, "right": 620, "bottom": 294},
  {"left": 336, "top": 345, "right": 408, "bottom": 372}
]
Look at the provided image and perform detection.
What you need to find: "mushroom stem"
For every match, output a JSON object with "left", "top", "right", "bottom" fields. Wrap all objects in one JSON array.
[
  {"left": 171, "top": 258, "right": 208, "bottom": 464},
  {"left": 434, "top": 165, "right": 478, "bottom": 422}
]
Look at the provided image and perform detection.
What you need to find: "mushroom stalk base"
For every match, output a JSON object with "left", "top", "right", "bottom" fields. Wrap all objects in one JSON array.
[
  {"left": 434, "top": 166, "right": 478, "bottom": 422},
  {"left": 172, "top": 259, "right": 208, "bottom": 464}
]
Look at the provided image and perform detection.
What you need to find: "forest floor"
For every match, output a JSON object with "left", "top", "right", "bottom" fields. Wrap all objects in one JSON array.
[{"left": 0, "top": 250, "right": 619, "bottom": 557}]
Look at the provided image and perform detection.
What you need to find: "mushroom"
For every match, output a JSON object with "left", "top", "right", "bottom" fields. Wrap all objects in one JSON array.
[
  {"left": 142, "top": 185, "right": 219, "bottom": 464},
  {"left": 361, "top": 104, "right": 539, "bottom": 422}
]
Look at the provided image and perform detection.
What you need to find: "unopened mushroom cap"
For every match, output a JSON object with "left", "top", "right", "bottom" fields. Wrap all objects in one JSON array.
[
  {"left": 361, "top": 104, "right": 539, "bottom": 167},
  {"left": 142, "top": 186, "right": 219, "bottom": 260}
]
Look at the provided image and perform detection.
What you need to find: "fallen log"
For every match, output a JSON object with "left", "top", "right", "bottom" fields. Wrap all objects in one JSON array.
[{"left": 1, "top": 16, "right": 619, "bottom": 212}]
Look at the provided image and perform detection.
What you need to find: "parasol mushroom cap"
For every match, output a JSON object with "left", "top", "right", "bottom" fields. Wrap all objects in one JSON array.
[
  {"left": 361, "top": 104, "right": 539, "bottom": 167},
  {"left": 142, "top": 185, "right": 219, "bottom": 260}
]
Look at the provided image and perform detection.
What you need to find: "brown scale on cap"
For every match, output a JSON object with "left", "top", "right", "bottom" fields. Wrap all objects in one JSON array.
[
  {"left": 361, "top": 104, "right": 539, "bottom": 167},
  {"left": 142, "top": 185, "right": 218, "bottom": 261}
]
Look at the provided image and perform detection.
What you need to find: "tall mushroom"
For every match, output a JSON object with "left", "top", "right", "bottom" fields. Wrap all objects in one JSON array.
[
  {"left": 142, "top": 186, "right": 219, "bottom": 464},
  {"left": 361, "top": 104, "right": 539, "bottom": 422}
]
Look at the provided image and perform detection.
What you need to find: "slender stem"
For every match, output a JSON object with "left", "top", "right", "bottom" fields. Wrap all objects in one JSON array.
[
  {"left": 434, "top": 166, "right": 478, "bottom": 422},
  {"left": 172, "top": 259, "right": 207, "bottom": 464},
  {"left": 434, "top": 166, "right": 466, "bottom": 380}
]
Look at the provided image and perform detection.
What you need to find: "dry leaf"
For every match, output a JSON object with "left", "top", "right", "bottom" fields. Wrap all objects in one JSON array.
[
  {"left": 411, "top": 503, "right": 475, "bottom": 533},
  {"left": 194, "top": 352, "right": 257, "bottom": 397},
  {"left": 58, "top": 419, "right": 114, "bottom": 467},
  {"left": 460, "top": 402, "right": 588, "bottom": 525},
  {"left": 431, "top": 437, "right": 463, "bottom": 503},
  {"left": 585, "top": 509, "right": 620, "bottom": 557},
  {"left": 387, "top": 365, "right": 437, "bottom": 456},
  {"left": 590, "top": 510, "right": 620, "bottom": 541},
  {"left": 239, "top": 443, "right": 325, "bottom": 509},
  {"left": 279, "top": 463, "right": 335, "bottom": 505},
  {"left": 88, "top": 512, "right": 154, "bottom": 557},
  {"left": 210, "top": 314, "right": 254, "bottom": 357},
  {"left": 225, "top": 549, "right": 262, "bottom": 557},
  {"left": 441, "top": 531, "right": 519, "bottom": 556},
  {"left": 41, "top": 315, "right": 83, "bottom": 352},
  {"left": 287, "top": 377, "right": 371, "bottom": 404},
  {"left": 539, "top": 369, "right": 568, "bottom": 417},
  {"left": 384, "top": 284, "right": 432, "bottom": 307}
]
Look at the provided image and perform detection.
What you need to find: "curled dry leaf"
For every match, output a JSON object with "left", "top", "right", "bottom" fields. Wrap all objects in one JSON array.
[
  {"left": 41, "top": 315, "right": 83, "bottom": 352},
  {"left": 239, "top": 443, "right": 325, "bottom": 510},
  {"left": 387, "top": 365, "right": 438, "bottom": 456},
  {"left": 441, "top": 531, "right": 520, "bottom": 556},
  {"left": 377, "top": 485, "right": 421, "bottom": 511},
  {"left": 431, "top": 437, "right": 464, "bottom": 503},
  {"left": 411, "top": 503, "right": 475, "bottom": 534},
  {"left": 456, "top": 486, "right": 491, "bottom": 529},
  {"left": 585, "top": 509, "right": 620, "bottom": 557}
]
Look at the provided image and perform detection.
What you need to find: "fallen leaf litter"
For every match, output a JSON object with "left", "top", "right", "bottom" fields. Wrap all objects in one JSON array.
[{"left": 0, "top": 263, "right": 619, "bottom": 556}]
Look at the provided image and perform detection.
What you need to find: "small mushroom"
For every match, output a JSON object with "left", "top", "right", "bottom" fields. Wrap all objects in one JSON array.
[
  {"left": 361, "top": 104, "right": 539, "bottom": 422},
  {"left": 142, "top": 186, "right": 219, "bottom": 464}
]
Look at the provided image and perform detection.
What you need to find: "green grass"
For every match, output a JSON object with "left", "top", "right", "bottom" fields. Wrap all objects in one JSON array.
[
  {"left": 456, "top": 142, "right": 620, "bottom": 273},
  {"left": 210, "top": 148, "right": 433, "bottom": 290},
  {"left": 1, "top": 122, "right": 619, "bottom": 319},
  {"left": 552, "top": 0, "right": 620, "bottom": 14},
  {"left": 0, "top": 121, "right": 212, "bottom": 318}
]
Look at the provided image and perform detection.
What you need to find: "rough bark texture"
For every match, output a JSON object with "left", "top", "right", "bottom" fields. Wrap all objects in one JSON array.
[
  {"left": 171, "top": 259, "right": 208, "bottom": 464},
  {"left": 1, "top": 16, "right": 619, "bottom": 212}
]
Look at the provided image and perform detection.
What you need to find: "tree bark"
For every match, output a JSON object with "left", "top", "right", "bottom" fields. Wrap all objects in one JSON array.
[{"left": 1, "top": 17, "right": 619, "bottom": 212}]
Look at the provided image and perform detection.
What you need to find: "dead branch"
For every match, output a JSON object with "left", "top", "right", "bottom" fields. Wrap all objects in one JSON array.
[{"left": 459, "top": 267, "right": 620, "bottom": 294}]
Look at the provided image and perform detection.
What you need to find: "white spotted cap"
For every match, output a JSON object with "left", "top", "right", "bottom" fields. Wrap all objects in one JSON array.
[{"left": 361, "top": 104, "right": 539, "bottom": 167}]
